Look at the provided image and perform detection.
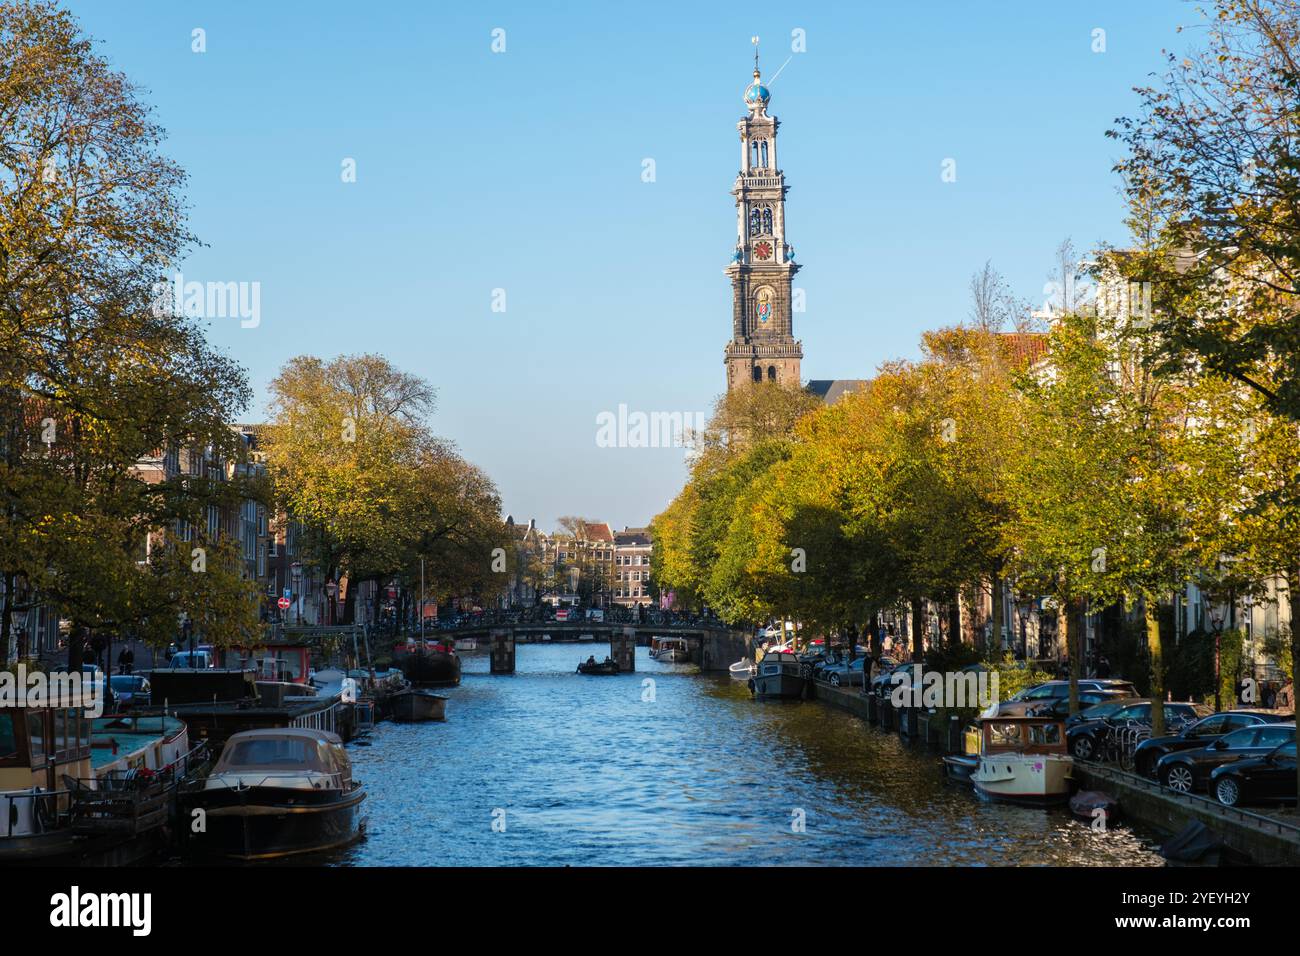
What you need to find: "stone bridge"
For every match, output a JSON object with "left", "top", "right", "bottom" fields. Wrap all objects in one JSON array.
[{"left": 441, "top": 622, "right": 751, "bottom": 674}]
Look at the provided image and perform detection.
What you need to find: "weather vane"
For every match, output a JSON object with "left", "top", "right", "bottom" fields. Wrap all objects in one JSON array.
[{"left": 752, "top": 35, "right": 760, "bottom": 72}]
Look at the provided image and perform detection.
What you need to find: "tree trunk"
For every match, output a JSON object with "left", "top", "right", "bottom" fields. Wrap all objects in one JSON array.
[
  {"left": 911, "top": 597, "right": 925, "bottom": 662},
  {"left": 1146, "top": 598, "right": 1166, "bottom": 738},
  {"left": 68, "top": 624, "right": 85, "bottom": 672},
  {"left": 1066, "top": 598, "right": 1085, "bottom": 715},
  {"left": 948, "top": 588, "right": 962, "bottom": 648},
  {"left": 990, "top": 567, "right": 1004, "bottom": 654},
  {"left": 1287, "top": 565, "right": 1300, "bottom": 804},
  {"left": 870, "top": 611, "right": 883, "bottom": 662},
  {"left": 1, "top": 571, "right": 13, "bottom": 665}
]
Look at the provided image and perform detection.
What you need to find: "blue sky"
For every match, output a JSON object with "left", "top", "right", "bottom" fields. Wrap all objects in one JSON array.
[{"left": 65, "top": 0, "right": 1196, "bottom": 532}]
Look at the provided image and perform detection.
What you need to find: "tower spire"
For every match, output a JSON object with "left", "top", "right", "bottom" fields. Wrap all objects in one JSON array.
[{"left": 725, "top": 41, "right": 801, "bottom": 391}]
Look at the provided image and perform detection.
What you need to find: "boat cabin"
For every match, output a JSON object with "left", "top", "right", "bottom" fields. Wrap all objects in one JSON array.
[
  {"left": 1, "top": 705, "right": 93, "bottom": 798},
  {"left": 207, "top": 728, "right": 353, "bottom": 791},
  {"left": 221, "top": 639, "right": 313, "bottom": 684},
  {"left": 967, "top": 716, "right": 1069, "bottom": 757}
]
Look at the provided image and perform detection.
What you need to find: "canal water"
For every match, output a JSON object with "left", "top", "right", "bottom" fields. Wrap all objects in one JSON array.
[{"left": 333, "top": 644, "right": 1165, "bottom": 866}]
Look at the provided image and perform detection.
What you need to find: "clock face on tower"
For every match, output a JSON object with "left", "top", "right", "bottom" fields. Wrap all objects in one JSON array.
[{"left": 753, "top": 240, "right": 773, "bottom": 261}]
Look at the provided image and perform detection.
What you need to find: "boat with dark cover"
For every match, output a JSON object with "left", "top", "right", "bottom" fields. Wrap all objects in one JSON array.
[{"left": 182, "top": 728, "right": 365, "bottom": 861}]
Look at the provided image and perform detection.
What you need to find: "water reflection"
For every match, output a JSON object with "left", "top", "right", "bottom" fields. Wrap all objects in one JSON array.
[{"left": 330, "top": 644, "right": 1164, "bottom": 866}]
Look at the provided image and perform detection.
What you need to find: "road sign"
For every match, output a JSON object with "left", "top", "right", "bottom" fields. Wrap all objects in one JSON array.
[
  {"left": 277, "top": 597, "right": 291, "bottom": 610},
  {"left": 282, "top": 588, "right": 291, "bottom": 599}
]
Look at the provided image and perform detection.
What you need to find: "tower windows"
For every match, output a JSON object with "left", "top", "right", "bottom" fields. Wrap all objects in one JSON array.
[
  {"left": 768, "top": 366, "right": 777, "bottom": 381},
  {"left": 762, "top": 208, "right": 773, "bottom": 234},
  {"left": 760, "top": 140, "right": 768, "bottom": 168},
  {"left": 749, "top": 208, "right": 762, "bottom": 236},
  {"left": 752, "top": 366, "right": 762, "bottom": 383}
]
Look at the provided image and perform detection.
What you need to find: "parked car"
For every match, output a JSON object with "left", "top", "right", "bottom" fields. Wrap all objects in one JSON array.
[
  {"left": 1209, "top": 739, "right": 1298, "bottom": 807},
  {"left": 1024, "top": 689, "right": 1132, "bottom": 721},
  {"left": 169, "top": 650, "right": 215, "bottom": 669},
  {"left": 108, "top": 674, "right": 151, "bottom": 709},
  {"left": 816, "top": 656, "right": 867, "bottom": 688},
  {"left": 1067, "top": 700, "right": 1211, "bottom": 761},
  {"left": 1156, "top": 722, "right": 1296, "bottom": 794},
  {"left": 1132, "top": 710, "right": 1290, "bottom": 778},
  {"left": 997, "top": 679, "right": 1138, "bottom": 716},
  {"left": 1064, "top": 696, "right": 1144, "bottom": 728},
  {"left": 870, "top": 660, "right": 914, "bottom": 701}
]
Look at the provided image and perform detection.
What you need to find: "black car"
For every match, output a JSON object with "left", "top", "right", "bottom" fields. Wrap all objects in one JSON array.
[
  {"left": 1132, "top": 710, "right": 1290, "bottom": 779},
  {"left": 996, "top": 679, "right": 1138, "bottom": 716},
  {"left": 108, "top": 674, "right": 151, "bottom": 709},
  {"left": 1026, "top": 690, "right": 1133, "bottom": 721},
  {"left": 1209, "top": 739, "right": 1298, "bottom": 807},
  {"left": 1156, "top": 722, "right": 1296, "bottom": 794},
  {"left": 1064, "top": 695, "right": 1144, "bottom": 728},
  {"left": 1066, "top": 701, "right": 1210, "bottom": 761}
]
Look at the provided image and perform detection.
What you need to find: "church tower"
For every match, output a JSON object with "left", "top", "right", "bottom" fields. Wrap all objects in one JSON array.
[{"left": 724, "top": 42, "right": 802, "bottom": 391}]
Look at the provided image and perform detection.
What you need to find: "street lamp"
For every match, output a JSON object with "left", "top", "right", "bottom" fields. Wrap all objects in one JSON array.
[{"left": 1208, "top": 599, "right": 1226, "bottom": 712}]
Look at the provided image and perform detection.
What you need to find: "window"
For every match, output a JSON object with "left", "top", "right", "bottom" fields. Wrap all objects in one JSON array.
[
  {"left": 1253, "top": 725, "right": 1295, "bottom": 748},
  {"left": 762, "top": 208, "right": 773, "bottom": 233},
  {"left": 749, "top": 208, "right": 762, "bottom": 236},
  {"left": 759, "top": 140, "right": 768, "bottom": 167},
  {"left": 27, "top": 712, "right": 45, "bottom": 761},
  {"left": 767, "top": 366, "right": 776, "bottom": 381},
  {"left": 752, "top": 366, "right": 762, "bottom": 383},
  {"left": 0, "top": 714, "right": 19, "bottom": 763}
]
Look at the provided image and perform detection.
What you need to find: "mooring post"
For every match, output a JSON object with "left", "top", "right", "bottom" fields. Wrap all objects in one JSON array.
[
  {"left": 611, "top": 627, "right": 636, "bottom": 672},
  {"left": 490, "top": 628, "right": 515, "bottom": 674}
]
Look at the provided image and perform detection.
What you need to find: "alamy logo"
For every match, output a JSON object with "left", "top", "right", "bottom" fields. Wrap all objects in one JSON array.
[
  {"left": 151, "top": 271, "right": 261, "bottom": 328},
  {"left": 595, "top": 404, "right": 706, "bottom": 449},
  {"left": 0, "top": 665, "right": 104, "bottom": 718},
  {"left": 889, "top": 666, "right": 998, "bottom": 710},
  {"left": 49, "top": 886, "right": 151, "bottom": 936}
]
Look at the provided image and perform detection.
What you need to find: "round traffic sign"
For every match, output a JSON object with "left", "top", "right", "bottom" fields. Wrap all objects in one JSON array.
[{"left": 277, "top": 597, "right": 291, "bottom": 610}]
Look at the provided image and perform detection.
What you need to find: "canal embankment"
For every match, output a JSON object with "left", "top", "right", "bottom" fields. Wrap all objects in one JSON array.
[{"left": 809, "top": 680, "right": 1300, "bottom": 864}]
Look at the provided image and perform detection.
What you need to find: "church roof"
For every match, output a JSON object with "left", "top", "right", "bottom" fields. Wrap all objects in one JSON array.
[{"left": 806, "top": 379, "right": 872, "bottom": 404}]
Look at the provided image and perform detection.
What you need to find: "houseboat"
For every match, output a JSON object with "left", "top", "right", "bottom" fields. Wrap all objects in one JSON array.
[
  {"left": 943, "top": 716, "right": 1074, "bottom": 804},
  {"left": 747, "top": 650, "right": 807, "bottom": 700},
  {"left": 1, "top": 696, "right": 197, "bottom": 865},
  {"left": 182, "top": 728, "right": 366, "bottom": 861},
  {"left": 393, "top": 639, "right": 462, "bottom": 687}
]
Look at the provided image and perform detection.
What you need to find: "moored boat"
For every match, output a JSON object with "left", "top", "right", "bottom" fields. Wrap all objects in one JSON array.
[
  {"left": 393, "top": 640, "right": 462, "bottom": 687},
  {"left": 182, "top": 728, "right": 366, "bottom": 861},
  {"left": 389, "top": 688, "right": 448, "bottom": 722},
  {"left": 952, "top": 716, "right": 1074, "bottom": 805},
  {"left": 747, "top": 651, "right": 806, "bottom": 699},
  {"left": 2, "top": 695, "right": 199, "bottom": 865}
]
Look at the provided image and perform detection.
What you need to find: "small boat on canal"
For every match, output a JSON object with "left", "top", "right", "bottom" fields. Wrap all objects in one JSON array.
[
  {"left": 393, "top": 639, "right": 462, "bottom": 687},
  {"left": 576, "top": 658, "right": 620, "bottom": 676},
  {"left": 650, "top": 636, "right": 690, "bottom": 662},
  {"left": 747, "top": 651, "right": 807, "bottom": 700},
  {"left": 182, "top": 728, "right": 366, "bottom": 861},
  {"left": 389, "top": 688, "right": 448, "bottom": 722},
  {"left": 944, "top": 716, "right": 1074, "bottom": 805}
]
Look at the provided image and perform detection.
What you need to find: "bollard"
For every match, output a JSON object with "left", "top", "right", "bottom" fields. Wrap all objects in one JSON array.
[{"left": 490, "top": 629, "right": 515, "bottom": 674}]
